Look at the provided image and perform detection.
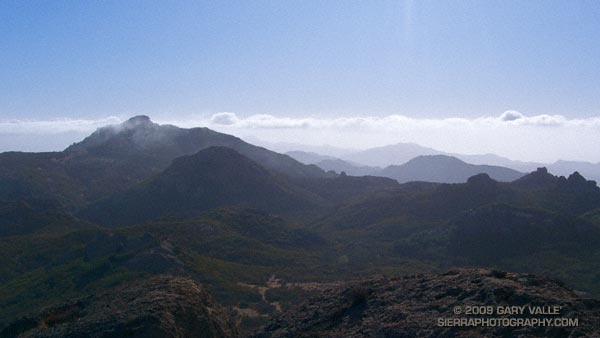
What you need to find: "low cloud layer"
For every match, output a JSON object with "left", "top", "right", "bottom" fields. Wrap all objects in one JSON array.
[
  {"left": 198, "top": 111, "right": 600, "bottom": 163},
  {"left": 0, "top": 117, "right": 122, "bottom": 134},
  {"left": 205, "top": 111, "right": 600, "bottom": 129},
  {"left": 2, "top": 111, "right": 600, "bottom": 162}
]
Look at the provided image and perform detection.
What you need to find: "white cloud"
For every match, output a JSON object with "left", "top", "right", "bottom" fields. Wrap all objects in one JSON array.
[
  {"left": 190, "top": 111, "right": 600, "bottom": 162},
  {"left": 0, "top": 116, "right": 122, "bottom": 134},
  {"left": 197, "top": 110, "right": 600, "bottom": 130},
  {"left": 1, "top": 111, "right": 600, "bottom": 162},
  {"left": 499, "top": 110, "right": 524, "bottom": 121},
  {"left": 210, "top": 112, "right": 238, "bottom": 126}
]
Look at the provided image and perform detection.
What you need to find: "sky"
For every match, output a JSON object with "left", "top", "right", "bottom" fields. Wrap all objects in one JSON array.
[{"left": 1, "top": 1, "right": 600, "bottom": 162}]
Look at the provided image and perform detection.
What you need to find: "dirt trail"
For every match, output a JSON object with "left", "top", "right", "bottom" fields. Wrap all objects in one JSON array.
[
  {"left": 237, "top": 274, "right": 282, "bottom": 312},
  {"left": 236, "top": 274, "right": 343, "bottom": 316}
]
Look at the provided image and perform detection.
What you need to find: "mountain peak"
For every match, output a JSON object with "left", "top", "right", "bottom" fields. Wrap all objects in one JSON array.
[
  {"left": 121, "top": 115, "right": 155, "bottom": 129},
  {"left": 567, "top": 171, "right": 586, "bottom": 183},
  {"left": 564, "top": 171, "right": 598, "bottom": 190},
  {"left": 512, "top": 167, "right": 557, "bottom": 188},
  {"left": 126, "top": 115, "right": 151, "bottom": 122}
]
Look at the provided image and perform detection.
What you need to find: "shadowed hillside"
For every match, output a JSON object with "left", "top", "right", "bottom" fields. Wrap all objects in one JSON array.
[{"left": 80, "top": 147, "right": 322, "bottom": 226}]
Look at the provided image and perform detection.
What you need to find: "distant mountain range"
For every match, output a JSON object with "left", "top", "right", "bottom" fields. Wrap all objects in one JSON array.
[
  {"left": 285, "top": 151, "right": 382, "bottom": 176},
  {"left": 341, "top": 142, "right": 442, "bottom": 167},
  {"left": 286, "top": 142, "right": 600, "bottom": 182},
  {"left": 287, "top": 151, "right": 524, "bottom": 183}
]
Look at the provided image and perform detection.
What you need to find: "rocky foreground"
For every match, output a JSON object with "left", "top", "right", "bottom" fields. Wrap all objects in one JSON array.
[
  {"left": 255, "top": 268, "right": 600, "bottom": 337},
  {"left": 0, "top": 276, "right": 237, "bottom": 338},
  {"left": 2, "top": 269, "right": 600, "bottom": 338}
]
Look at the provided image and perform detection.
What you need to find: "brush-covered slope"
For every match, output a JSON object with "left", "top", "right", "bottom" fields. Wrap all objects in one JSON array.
[
  {"left": 1, "top": 276, "right": 238, "bottom": 338},
  {"left": 80, "top": 147, "right": 320, "bottom": 226},
  {"left": 0, "top": 208, "right": 329, "bottom": 331},
  {"left": 381, "top": 155, "right": 524, "bottom": 183},
  {"left": 0, "top": 198, "right": 91, "bottom": 237},
  {"left": 257, "top": 268, "right": 600, "bottom": 338}
]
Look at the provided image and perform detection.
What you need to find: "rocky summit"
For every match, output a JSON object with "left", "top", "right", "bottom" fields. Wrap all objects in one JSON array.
[
  {"left": 1, "top": 276, "right": 238, "bottom": 338},
  {"left": 255, "top": 269, "right": 600, "bottom": 337}
]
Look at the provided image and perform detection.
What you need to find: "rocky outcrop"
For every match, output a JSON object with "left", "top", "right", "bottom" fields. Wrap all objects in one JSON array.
[
  {"left": 1, "top": 276, "right": 237, "bottom": 338},
  {"left": 256, "top": 269, "right": 600, "bottom": 337}
]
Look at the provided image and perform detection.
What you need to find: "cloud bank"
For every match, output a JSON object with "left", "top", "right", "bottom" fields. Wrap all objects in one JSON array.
[
  {"left": 1, "top": 111, "right": 600, "bottom": 162},
  {"left": 205, "top": 111, "right": 600, "bottom": 129},
  {"left": 0, "top": 116, "right": 122, "bottom": 134}
]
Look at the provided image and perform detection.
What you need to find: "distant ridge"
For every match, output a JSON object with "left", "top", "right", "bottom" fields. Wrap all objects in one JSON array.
[
  {"left": 381, "top": 155, "right": 524, "bottom": 183},
  {"left": 340, "top": 142, "right": 442, "bottom": 167},
  {"left": 286, "top": 141, "right": 600, "bottom": 182}
]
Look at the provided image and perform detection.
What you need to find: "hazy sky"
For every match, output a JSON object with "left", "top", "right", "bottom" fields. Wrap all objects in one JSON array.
[{"left": 1, "top": 1, "right": 600, "bottom": 161}]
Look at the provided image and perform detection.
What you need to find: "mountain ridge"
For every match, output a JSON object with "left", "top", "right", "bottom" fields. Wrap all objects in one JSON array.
[
  {"left": 0, "top": 116, "right": 331, "bottom": 209},
  {"left": 381, "top": 155, "right": 524, "bottom": 183}
]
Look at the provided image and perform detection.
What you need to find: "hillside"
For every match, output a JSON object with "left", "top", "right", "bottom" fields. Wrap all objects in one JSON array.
[
  {"left": 256, "top": 268, "right": 600, "bottom": 337},
  {"left": 0, "top": 208, "right": 333, "bottom": 331},
  {"left": 1, "top": 276, "right": 238, "bottom": 338},
  {"left": 80, "top": 147, "right": 322, "bottom": 226},
  {"left": 312, "top": 170, "right": 600, "bottom": 294},
  {"left": 0, "top": 198, "right": 91, "bottom": 237}
]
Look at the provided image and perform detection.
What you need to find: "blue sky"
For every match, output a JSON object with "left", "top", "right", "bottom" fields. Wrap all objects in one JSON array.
[
  {"left": 1, "top": 1, "right": 600, "bottom": 161},
  {"left": 2, "top": 0, "right": 600, "bottom": 119}
]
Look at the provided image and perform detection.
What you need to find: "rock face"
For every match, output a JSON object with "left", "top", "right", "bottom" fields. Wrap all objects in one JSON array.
[
  {"left": 1, "top": 276, "right": 238, "bottom": 338},
  {"left": 256, "top": 269, "right": 600, "bottom": 337}
]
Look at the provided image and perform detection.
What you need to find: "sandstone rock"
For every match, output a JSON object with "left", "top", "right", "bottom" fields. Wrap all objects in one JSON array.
[{"left": 255, "top": 268, "right": 600, "bottom": 337}]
